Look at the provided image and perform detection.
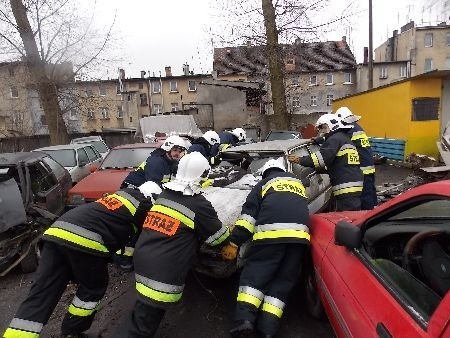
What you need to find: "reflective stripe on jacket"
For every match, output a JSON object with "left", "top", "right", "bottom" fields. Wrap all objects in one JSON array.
[{"left": 349, "top": 123, "right": 375, "bottom": 175}]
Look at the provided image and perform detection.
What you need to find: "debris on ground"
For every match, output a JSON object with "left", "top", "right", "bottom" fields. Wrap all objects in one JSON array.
[
  {"left": 405, "top": 153, "right": 438, "bottom": 168},
  {"left": 376, "top": 174, "right": 426, "bottom": 203}
]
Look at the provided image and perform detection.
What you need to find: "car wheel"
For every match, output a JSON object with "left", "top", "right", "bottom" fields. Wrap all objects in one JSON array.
[
  {"left": 20, "top": 243, "right": 40, "bottom": 274},
  {"left": 305, "top": 267, "right": 325, "bottom": 319}
]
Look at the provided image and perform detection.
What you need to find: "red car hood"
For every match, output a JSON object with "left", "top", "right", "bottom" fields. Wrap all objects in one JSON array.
[
  {"left": 314, "top": 210, "right": 369, "bottom": 225},
  {"left": 68, "top": 168, "right": 131, "bottom": 200}
]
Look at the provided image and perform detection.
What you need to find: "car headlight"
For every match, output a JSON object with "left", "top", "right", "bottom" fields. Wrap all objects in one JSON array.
[{"left": 69, "top": 194, "right": 85, "bottom": 204}]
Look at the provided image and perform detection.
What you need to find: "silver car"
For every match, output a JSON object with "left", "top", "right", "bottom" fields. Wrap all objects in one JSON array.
[{"left": 34, "top": 144, "right": 103, "bottom": 185}]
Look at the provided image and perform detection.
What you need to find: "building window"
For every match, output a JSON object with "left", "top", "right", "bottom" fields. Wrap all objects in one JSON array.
[
  {"left": 286, "top": 59, "right": 294, "bottom": 65},
  {"left": 11, "top": 112, "right": 22, "bottom": 130},
  {"left": 98, "top": 84, "right": 106, "bottom": 96},
  {"left": 292, "top": 96, "right": 300, "bottom": 108},
  {"left": 326, "top": 73, "right": 333, "bottom": 85},
  {"left": 40, "top": 114, "right": 47, "bottom": 126},
  {"left": 140, "top": 93, "right": 148, "bottom": 106},
  {"left": 412, "top": 97, "right": 439, "bottom": 121},
  {"left": 138, "top": 82, "right": 144, "bottom": 89},
  {"left": 188, "top": 80, "right": 197, "bottom": 91},
  {"left": 292, "top": 78, "right": 299, "bottom": 86},
  {"left": 87, "top": 109, "right": 95, "bottom": 120},
  {"left": 171, "top": 103, "right": 179, "bottom": 111},
  {"left": 117, "top": 106, "right": 123, "bottom": 118},
  {"left": 189, "top": 102, "right": 197, "bottom": 109},
  {"left": 69, "top": 110, "right": 78, "bottom": 120},
  {"left": 344, "top": 72, "right": 352, "bottom": 84},
  {"left": 400, "top": 65, "right": 407, "bottom": 77},
  {"left": 379, "top": 67, "right": 388, "bottom": 79},
  {"left": 85, "top": 88, "right": 93, "bottom": 97},
  {"left": 309, "top": 75, "right": 317, "bottom": 86},
  {"left": 100, "top": 107, "right": 109, "bottom": 119},
  {"left": 326, "top": 94, "right": 334, "bottom": 106},
  {"left": 447, "top": 32, "right": 450, "bottom": 45},
  {"left": 153, "top": 104, "right": 162, "bottom": 114},
  {"left": 152, "top": 82, "right": 161, "bottom": 93},
  {"left": 170, "top": 81, "right": 178, "bottom": 92},
  {"left": 424, "top": 33, "right": 433, "bottom": 47},
  {"left": 8, "top": 67, "right": 14, "bottom": 77},
  {"left": 10, "top": 86, "right": 18, "bottom": 98},
  {"left": 127, "top": 93, "right": 132, "bottom": 101},
  {"left": 424, "top": 58, "right": 433, "bottom": 72},
  {"left": 310, "top": 95, "right": 317, "bottom": 106}
]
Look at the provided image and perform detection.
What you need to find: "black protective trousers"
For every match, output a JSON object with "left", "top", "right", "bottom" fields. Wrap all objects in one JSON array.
[
  {"left": 127, "top": 300, "right": 166, "bottom": 338},
  {"left": 361, "top": 174, "right": 377, "bottom": 210},
  {"left": 10, "top": 241, "right": 109, "bottom": 335},
  {"left": 234, "top": 243, "right": 306, "bottom": 336}
]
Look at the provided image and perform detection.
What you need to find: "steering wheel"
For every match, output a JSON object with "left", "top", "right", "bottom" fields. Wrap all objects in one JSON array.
[{"left": 402, "top": 228, "right": 450, "bottom": 296}]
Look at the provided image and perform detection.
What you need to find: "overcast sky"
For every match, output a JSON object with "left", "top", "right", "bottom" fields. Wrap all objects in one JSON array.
[{"left": 92, "top": 0, "right": 446, "bottom": 79}]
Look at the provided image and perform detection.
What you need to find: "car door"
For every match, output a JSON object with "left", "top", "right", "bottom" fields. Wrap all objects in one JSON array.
[
  {"left": 42, "top": 155, "right": 72, "bottom": 197},
  {"left": 74, "top": 147, "right": 90, "bottom": 183},
  {"left": 28, "top": 160, "right": 64, "bottom": 215},
  {"left": 84, "top": 145, "right": 102, "bottom": 169}
]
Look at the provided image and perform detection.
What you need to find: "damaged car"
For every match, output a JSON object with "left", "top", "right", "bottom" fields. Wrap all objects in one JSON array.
[{"left": 0, "top": 152, "right": 71, "bottom": 276}]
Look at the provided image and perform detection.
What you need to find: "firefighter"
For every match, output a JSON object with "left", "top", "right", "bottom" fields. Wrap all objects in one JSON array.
[
  {"left": 288, "top": 113, "right": 363, "bottom": 211},
  {"left": 188, "top": 130, "right": 220, "bottom": 165},
  {"left": 218, "top": 127, "right": 246, "bottom": 151},
  {"left": 127, "top": 152, "right": 230, "bottom": 337},
  {"left": 221, "top": 158, "right": 310, "bottom": 338},
  {"left": 3, "top": 182, "right": 162, "bottom": 338},
  {"left": 121, "top": 135, "right": 187, "bottom": 189},
  {"left": 336, "top": 106, "right": 377, "bottom": 210}
]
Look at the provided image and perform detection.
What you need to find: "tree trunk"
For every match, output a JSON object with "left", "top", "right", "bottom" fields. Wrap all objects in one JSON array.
[
  {"left": 261, "top": 0, "right": 289, "bottom": 130},
  {"left": 10, "top": 0, "right": 69, "bottom": 145}
]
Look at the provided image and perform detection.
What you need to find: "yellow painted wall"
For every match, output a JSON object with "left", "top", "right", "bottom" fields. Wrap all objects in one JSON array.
[{"left": 334, "top": 78, "right": 442, "bottom": 159}]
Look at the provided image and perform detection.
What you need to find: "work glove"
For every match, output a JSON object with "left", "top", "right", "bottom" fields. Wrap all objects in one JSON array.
[
  {"left": 221, "top": 242, "right": 239, "bottom": 260},
  {"left": 311, "top": 136, "right": 324, "bottom": 145},
  {"left": 287, "top": 155, "right": 301, "bottom": 165}
]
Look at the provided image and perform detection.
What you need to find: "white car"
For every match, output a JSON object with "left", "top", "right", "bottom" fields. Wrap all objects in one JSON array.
[
  {"left": 34, "top": 144, "right": 103, "bottom": 185},
  {"left": 70, "top": 136, "right": 110, "bottom": 159}
]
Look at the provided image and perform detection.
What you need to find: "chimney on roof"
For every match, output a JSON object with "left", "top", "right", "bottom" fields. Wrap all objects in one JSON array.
[
  {"left": 165, "top": 66, "right": 172, "bottom": 77},
  {"left": 140, "top": 70, "right": 146, "bottom": 78},
  {"left": 363, "top": 47, "right": 368, "bottom": 64},
  {"left": 119, "top": 68, "right": 125, "bottom": 79},
  {"left": 246, "top": 40, "right": 252, "bottom": 47},
  {"left": 342, "top": 36, "right": 347, "bottom": 43},
  {"left": 182, "top": 63, "right": 190, "bottom": 76},
  {"left": 393, "top": 29, "right": 398, "bottom": 37}
]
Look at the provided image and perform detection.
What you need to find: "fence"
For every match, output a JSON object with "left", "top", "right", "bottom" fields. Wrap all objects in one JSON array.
[{"left": 369, "top": 137, "right": 406, "bottom": 161}]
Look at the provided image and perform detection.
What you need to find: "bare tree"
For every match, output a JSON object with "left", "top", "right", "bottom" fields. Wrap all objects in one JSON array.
[
  {"left": 211, "top": 0, "right": 359, "bottom": 129},
  {"left": 0, "top": 0, "right": 118, "bottom": 144}
]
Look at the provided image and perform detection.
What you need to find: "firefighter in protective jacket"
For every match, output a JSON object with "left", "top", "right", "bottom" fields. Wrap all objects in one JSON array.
[
  {"left": 336, "top": 107, "right": 377, "bottom": 210},
  {"left": 127, "top": 152, "right": 230, "bottom": 337},
  {"left": 3, "top": 182, "right": 161, "bottom": 338},
  {"left": 288, "top": 113, "right": 363, "bottom": 211},
  {"left": 221, "top": 158, "right": 310, "bottom": 338}
]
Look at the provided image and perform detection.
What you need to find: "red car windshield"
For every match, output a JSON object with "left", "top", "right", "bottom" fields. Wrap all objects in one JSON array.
[{"left": 100, "top": 148, "right": 155, "bottom": 169}]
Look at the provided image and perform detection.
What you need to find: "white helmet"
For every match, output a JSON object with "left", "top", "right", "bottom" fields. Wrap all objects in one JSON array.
[
  {"left": 202, "top": 130, "right": 220, "bottom": 146},
  {"left": 161, "top": 135, "right": 186, "bottom": 151},
  {"left": 257, "top": 158, "right": 286, "bottom": 176},
  {"left": 163, "top": 152, "right": 211, "bottom": 195},
  {"left": 335, "top": 107, "right": 361, "bottom": 124},
  {"left": 139, "top": 181, "right": 162, "bottom": 203},
  {"left": 316, "top": 113, "right": 342, "bottom": 133},
  {"left": 231, "top": 128, "right": 246, "bottom": 142}
]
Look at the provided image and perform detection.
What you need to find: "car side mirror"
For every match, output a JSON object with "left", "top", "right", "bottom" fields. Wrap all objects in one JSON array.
[
  {"left": 335, "top": 221, "right": 361, "bottom": 249},
  {"left": 89, "top": 165, "right": 98, "bottom": 173}
]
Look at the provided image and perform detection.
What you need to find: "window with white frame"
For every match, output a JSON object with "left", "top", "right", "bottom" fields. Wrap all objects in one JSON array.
[
  {"left": 117, "top": 106, "right": 123, "bottom": 118},
  {"left": 87, "top": 108, "right": 95, "bottom": 119},
  {"left": 292, "top": 78, "right": 299, "bottom": 86},
  {"left": 188, "top": 80, "right": 196, "bottom": 91},
  {"left": 292, "top": 96, "right": 300, "bottom": 108},
  {"left": 446, "top": 57, "right": 450, "bottom": 69},
  {"left": 69, "top": 109, "right": 78, "bottom": 120},
  {"left": 85, "top": 88, "right": 93, "bottom": 97},
  {"left": 344, "top": 72, "right": 352, "bottom": 84},
  {"left": 98, "top": 84, "right": 106, "bottom": 96},
  {"left": 400, "top": 65, "right": 407, "bottom": 77},
  {"left": 140, "top": 93, "right": 148, "bottom": 106},
  {"left": 379, "top": 67, "right": 388, "bottom": 79},
  {"left": 153, "top": 104, "right": 162, "bottom": 114},
  {"left": 424, "top": 58, "right": 433, "bottom": 72},
  {"left": 170, "top": 81, "right": 178, "bottom": 92},
  {"left": 424, "top": 33, "right": 433, "bottom": 47},
  {"left": 171, "top": 103, "right": 179, "bottom": 111},
  {"left": 10, "top": 86, "right": 18, "bottom": 98},
  {"left": 309, "top": 75, "right": 317, "bottom": 86},
  {"left": 100, "top": 107, "right": 109, "bottom": 119},
  {"left": 40, "top": 114, "right": 47, "bottom": 126},
  {"left": 326, "top": 94, "right": 334, "bottom": 106},
  {"left": 152, "top": 82, "right": 161, "bottom": 93},
  {"left": 326, "top": 73, "right": 333, "bottom": 85},
  {"left": 310, "top": 95, "right": 317, "bottom": 106}
]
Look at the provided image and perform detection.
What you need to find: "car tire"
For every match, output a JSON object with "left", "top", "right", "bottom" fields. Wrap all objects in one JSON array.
[
  {"left": 305, "top": 266, "right": 325, "bottom": 319},
  {"left": 20, "top": 243, "right": 40, "bottom": 274}
]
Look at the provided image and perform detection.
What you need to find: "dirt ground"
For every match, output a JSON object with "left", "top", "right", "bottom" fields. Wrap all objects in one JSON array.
[{"left": 0, "top": 163, "right": 417, "bottom": 338}]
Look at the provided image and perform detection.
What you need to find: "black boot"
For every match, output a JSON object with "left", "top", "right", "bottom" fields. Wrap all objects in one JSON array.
[{"left": 230, "top": 320, "right": 254, "bottom": 337}]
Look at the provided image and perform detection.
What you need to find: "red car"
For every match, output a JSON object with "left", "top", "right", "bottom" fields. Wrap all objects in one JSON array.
[
  {"left": 66, "top": 143, "right": 159, "bottom": 208},
  {"left": 306, "top": 180, "right": 450, "bottom": 337}
]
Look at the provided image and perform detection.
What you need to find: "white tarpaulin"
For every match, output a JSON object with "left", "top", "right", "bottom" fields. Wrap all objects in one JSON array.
[{"left": 135, "top": 115, "right": 203, "bottom": 143}]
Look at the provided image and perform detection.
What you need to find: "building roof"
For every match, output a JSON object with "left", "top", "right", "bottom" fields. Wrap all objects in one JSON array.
[{"left": 213, "top": 40, "right": 356, "bottom": 76}]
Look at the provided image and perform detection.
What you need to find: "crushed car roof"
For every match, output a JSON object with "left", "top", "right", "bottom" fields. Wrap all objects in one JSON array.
[
  {"left": 224, "top": 139, "right": 311, "bottom": 152},
  {"left": 0, "top": 151, "right": 47, "bottom": 165}
]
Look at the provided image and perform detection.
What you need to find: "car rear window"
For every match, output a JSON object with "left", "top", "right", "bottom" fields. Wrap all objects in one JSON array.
[
  {"left": 44, "top": 150, "right": 76, "bottom": 167},
  {"left": 101, "top": 148, "right": 155, "bottom": 169},
  {"left": 90, "top": 140, "right": 108, "bottom": 153},
  {"left": 266, "top": 132, "right": 301, "bottom": 141}
]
